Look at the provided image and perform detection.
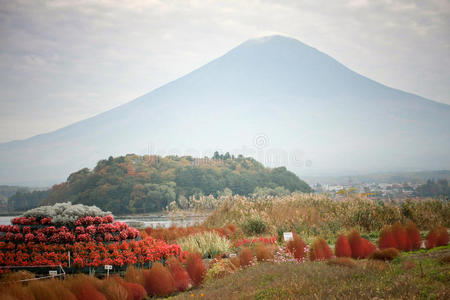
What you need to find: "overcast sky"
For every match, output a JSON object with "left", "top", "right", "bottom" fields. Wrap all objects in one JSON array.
[{"left": 0, "top": 0, "right": 449, "bottom": 143}]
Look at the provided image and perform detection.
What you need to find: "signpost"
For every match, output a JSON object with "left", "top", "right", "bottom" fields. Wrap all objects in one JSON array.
[
  {"left": 104, "top": 265, "right": 113, "bottom": 277},
  {"left": 49, "top": 270, "right": 58, "bottom": 277},
  {"left": 283, "top": 232, "right": 293, "bottom": 242}
]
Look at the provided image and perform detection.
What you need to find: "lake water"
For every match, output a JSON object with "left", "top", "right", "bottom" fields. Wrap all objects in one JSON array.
[{"left": 0, "top": 214, "right": 207, "bottom": 228}]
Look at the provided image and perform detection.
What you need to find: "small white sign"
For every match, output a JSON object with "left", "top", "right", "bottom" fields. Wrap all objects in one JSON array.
[
  {"left": 229, "top": 253, "right": 237, "bottom": 258},
  {"left": 104, "top": 265, "right": 113, "bottom": 270},
  {"left": 49, "top": 270, "right": 58, "bottom": 276},
  {"left": 283, "top": 232, "right": 293, "bottom": 242}
]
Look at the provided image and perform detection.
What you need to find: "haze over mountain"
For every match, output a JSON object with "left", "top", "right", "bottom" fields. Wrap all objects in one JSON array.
[{"left": 1, "top": 35, "right": 449, "bottom": 186}]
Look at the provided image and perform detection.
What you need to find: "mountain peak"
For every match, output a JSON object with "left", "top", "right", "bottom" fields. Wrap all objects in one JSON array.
[{"left": 237, "top": 34, "right": 317, "bottom": 53}]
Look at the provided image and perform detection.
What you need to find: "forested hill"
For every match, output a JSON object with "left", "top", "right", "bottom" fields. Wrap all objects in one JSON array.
[{"left": 41, "top": 153, "right": 312, "bottom": 214}]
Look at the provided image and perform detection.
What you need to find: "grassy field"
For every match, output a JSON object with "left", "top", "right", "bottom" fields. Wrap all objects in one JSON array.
[
  {"left": 171, "top": 246, "right": 450, "bottom": 300},
  {"left": 204, "top": 194, "right": 450, "bottom": 243}
]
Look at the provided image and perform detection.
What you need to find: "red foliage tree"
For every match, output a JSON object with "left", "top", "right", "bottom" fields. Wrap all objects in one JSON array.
[
  {"left": 378, "top": 226, "right": 398, "bottom": 250},
  {"left": 335, "top": 234, "right": 352, "bottom": 258},
  {"left": 167, "top": 257, "right": 192, "bottom": 291},
  {"left": 406, "top": 222, "right": 422, "bottom": 250},
  {"left": 347, "top": 230, "right": 365, "bottom": 259},
  {"left": 286, "top": 234, "right": 307, "bottom": 261},
  {"left": 185, "top": 253, "right": 207, "bottom": 286},
  {"left": 143, "top": 262, "right": 175, "bottom": 297}
]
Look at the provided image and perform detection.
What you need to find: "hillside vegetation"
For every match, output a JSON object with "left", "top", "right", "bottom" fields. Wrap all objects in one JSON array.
[{"left": 41, "top": 153, "right": 311, "bottom": 214}]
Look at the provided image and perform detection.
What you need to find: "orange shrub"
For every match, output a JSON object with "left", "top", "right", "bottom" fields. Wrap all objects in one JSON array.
[
  {"left": 124, "top": 266, "right": 144, "bottom": 286},
  {"left": 143, "top": 262, "right": 175, "bottom": 297},
  {"left": 255, "top": 244, "right": 273, "bottom": 261},
  {"left": 239, "top": 247, "right": 254, "bottom": 266},
  {"left": 28, "top": 280, "right": 65, "bottom": 300},
  {"left": 65, "top": 275, "right": 105, "bottom": 300},
  {"left": 425, "top": 228, "right": 438, "bottom": 249},
  {"left": 348, "top": 230, "right": 365, "bottom": 259},
  {"left": 124, "top": 283, "right": 146, "bottom": 300},
  {"left": 406, "top": 222, "right": 422, "bottom": 250},
  {"left": 436, "top": 227, "right": 449, "bottom": 247},
  {"left": 3, "top": 283, "right": 36, "bottom": 300},
  {"left": 326, "top": 257, "right": 357, "bottom": 268},
  {"left": 112, "top": 276, "right": 147, "bottom": 300},
  {"left": 369, "top": 248, "right": 400, "bottom": 261},
  {"left": 392, "top": 223, "right": 410, "bottom": 251},
  {"left": 100, "top": 278, "right": 128, "bottom": 300},
  {"left": 186, "top": 253, "right": 207, "bottom": 286},
  {"left": 286, "top": 235, "right": 307, "bottom": 261},
  {"left": 335, "top": 234, "right": 352, "bottom": 258},
  {"left": 361, "top": 238, "right": 376, "bottom": 258},
  {"left": 167, "top": 257, "right": 192, "bottom": 291},
  {"left": 378, "top": 226, "right": 398, "bottom": 250},
  {"left": 230, "top": 256, "right": 241, "bottom": 268},
  {"left": 309, "top": 237, "right": 332, "bottom": 261}
]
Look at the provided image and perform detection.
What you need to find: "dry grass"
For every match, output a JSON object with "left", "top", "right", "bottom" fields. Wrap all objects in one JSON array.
[
  {"left": 171, "top": 247, "right": 450, "bottom": 300},
  {"left": 176, "top": 231, "right": 232, "bottom": 258},
  {"left": 204, "top": 194, "right": 449, "bottom": 241}
]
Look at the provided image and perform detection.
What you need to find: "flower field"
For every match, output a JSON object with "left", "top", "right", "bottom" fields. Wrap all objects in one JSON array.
[{"left": 0, "top": 203, "right": 181, "bottom": 271}]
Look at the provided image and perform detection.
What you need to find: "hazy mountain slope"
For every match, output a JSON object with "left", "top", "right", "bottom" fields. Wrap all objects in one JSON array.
[{"left": 1, "top": 35, "right": 449, "bottom": 185}]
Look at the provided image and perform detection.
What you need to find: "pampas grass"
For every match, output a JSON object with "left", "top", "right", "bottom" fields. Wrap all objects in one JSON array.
[{"left": 176, "top": 231, "right": 232, "bottom": 258}]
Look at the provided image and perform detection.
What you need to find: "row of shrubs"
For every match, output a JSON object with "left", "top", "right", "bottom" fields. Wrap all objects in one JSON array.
[{"left": 0, "top": 252, "right": 208, "bottom": 299}]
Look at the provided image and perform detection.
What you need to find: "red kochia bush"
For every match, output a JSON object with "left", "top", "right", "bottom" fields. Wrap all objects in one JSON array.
[
  {"left": 392, "top": 223, "right": 410, "bottom": 251},
  {"left": 239, "top": 247, "right": 254, "bottom": 267},
  {"left": 436, "top": 227, "right": 449, "bottom": 247},
  {"left": 406, "top": 222, "right": 422, "bottom": 250},
  {"left": 335, "top": 234, "right": 352, "bottom": 258},
  {"left": 425, "top": 228, "right": 438, "bottom": 249},
  {"left": 378, "top": 226, "right": 398, "bottom": 250},
  {"left": 167, "top": 257, "right": 192, "bottom": 291},
  {"left": 67, "top": 275, "right": 106, "bottom": 300},
  {"left": 185, "top": 253, "right": 207, "bottom": 286},
  {"left": 286, "top": 234, "right": 307, "bottom": 261},
  {"left": 143, "top": 262, "right": 175, "bottom": 297},
  {"left": 361, "top": 238, "right": 376, "bottom": 258},
  {"left": 113, "top": 277, "right": 147, "bottom": 300},
  {"left": 347, "top": 230, "right": 365, "bottom": 259},
  {"left": 309, "top": 237, "right": 332, "bottom": 261},
  {"left": 427, "top": 227, "right": 449, "bottom": 249}
]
